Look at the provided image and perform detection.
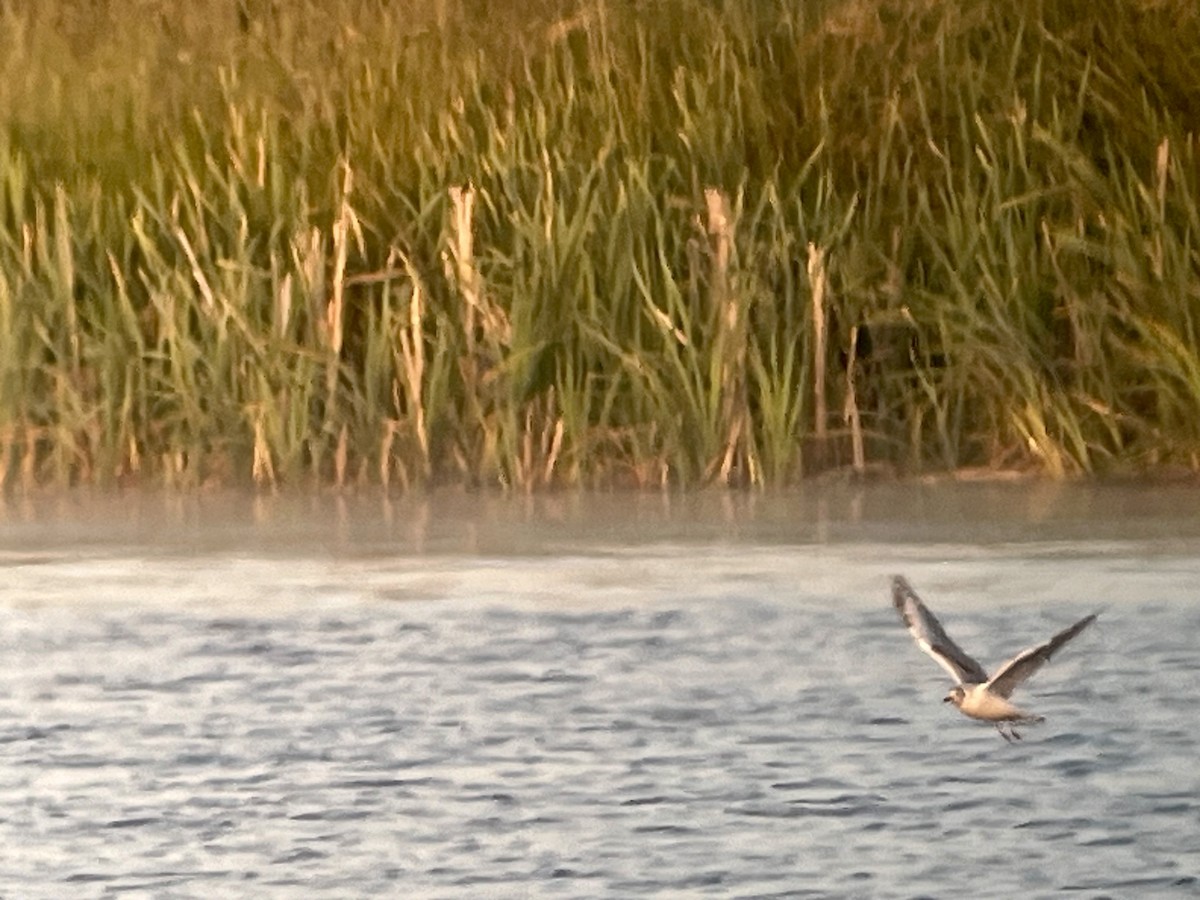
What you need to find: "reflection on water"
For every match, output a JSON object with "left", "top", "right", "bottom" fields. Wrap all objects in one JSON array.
[{"left": 0, "top": 485, "right": 1198, "bottom": 896}]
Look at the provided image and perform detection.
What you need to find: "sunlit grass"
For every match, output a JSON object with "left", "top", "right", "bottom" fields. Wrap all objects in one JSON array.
[{"left": 1, "top": 0, "right": 1199, "bottom": 488}]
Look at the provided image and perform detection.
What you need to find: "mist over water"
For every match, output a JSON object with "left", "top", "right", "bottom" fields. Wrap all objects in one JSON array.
[{"left": 0, "top": 485, "right": 1197, "bottom": 897}]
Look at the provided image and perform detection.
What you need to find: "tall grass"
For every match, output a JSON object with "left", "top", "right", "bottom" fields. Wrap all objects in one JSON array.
[{"left": 1, "top": 0, "right": 1199, "bottom": 489}]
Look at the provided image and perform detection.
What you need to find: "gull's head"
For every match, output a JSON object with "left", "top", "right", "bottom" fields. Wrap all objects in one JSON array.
[{"left": 943, "top": 686, "right": 966, "bottom": 707}]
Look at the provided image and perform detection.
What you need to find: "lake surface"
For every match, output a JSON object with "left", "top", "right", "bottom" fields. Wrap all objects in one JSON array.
[{"left": 0, "top": 484, "right": 1198, "bottom": 897}]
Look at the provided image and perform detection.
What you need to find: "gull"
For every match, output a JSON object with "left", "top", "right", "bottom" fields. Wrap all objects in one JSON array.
[{"left": 891, "top": 575, "right": 1098, "bottom": 741}]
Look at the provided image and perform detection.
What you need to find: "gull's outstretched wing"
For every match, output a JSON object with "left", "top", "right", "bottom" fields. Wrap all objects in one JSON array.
[
  {"left": 892, "top": 576, "right": 989, "bottom": 685},
  {"left": 986, "top": 612, "right": 1098, "bottom": 698}
]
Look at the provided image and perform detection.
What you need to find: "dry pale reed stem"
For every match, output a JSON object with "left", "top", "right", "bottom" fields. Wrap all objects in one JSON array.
[
  {"left": 380, "top": 420, "right": 397, "bottom": 489},
  {"left": 126, "top": 432, "right": 140, "bottom": 476},
  {"left": 20, "top": 222, "right": 32, "bottom": 278},
  {"left": 446, "top": 184, "right": 482, "bottom": 435},
  {"left": 334, "top": 423, "right": 348, "bottom": 488},
  {"left": 396, "top": 254, "right": 430, "bottom": 478},
  {"left": 446, "top": 184, "right": 512, "bottom": 482},
  {"left": 844, "top": 324, "right": 865, "bottom": 473},
  {"left": 275, "top": 272, "right": 293, "bottom": 339},
  {"left": 256, "top": 131, "right": 266, "bottom": 189},
  {"left": 705, "top": 188, "right": 750, "bottom": 485},
  {"left": 447, "top": 185, "right": 480, "bottom": 354},
  {"left": 447, "top": 184, "right": 510, "bottom": 354},
  {"left": 409, "top": 279, "right": 430, "bottom": 475},
  {"left": 1153, "top": 137, "right": 1170, "bottom": 279},
  {"left": 251, "top": 415, "right": 275, "bottom": 487},
  {"left": 105, "top": 251, "right": 142, "bottom": 457},
  {"left": 175, "top": 226, "right": 216, "bottom": 314},
  {"left": 543, "top": 418, "right": 564, "bottom": 486},
  {"left": 807, "top": 243, "right": 828, "bottom": 445},
  {"left": 53, "top": 187, "right": 80, "bottom": 379},
  {"left": 1156, "top": 137, "right": 1170, "bottom": 210},
  {"left": 516, "top": 390, "right": 564, "bottom": 490},
  {"left": 327, "top": 163, "right": 354, "bottom": 360},
  {"left": 705, "top": 188, "right": 732, "bottom": 310},
  {"left": 21, "top": 427, "right": 35, "bottom": 488}
]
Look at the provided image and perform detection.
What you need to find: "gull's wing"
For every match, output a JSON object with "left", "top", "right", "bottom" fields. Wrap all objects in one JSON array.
[
  {"left": 986, "top": 612, "right": 1098, "bottom": 698},
  {"left": 892, "top": 576, "right": 989, "bottom": 685}
]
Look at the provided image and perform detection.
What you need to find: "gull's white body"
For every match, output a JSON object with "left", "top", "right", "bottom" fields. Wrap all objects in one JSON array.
[
  {"left": 949, "top": 683, "right": 1041, "bottom": 725},
  {"left": 892, "top": 576, "right": 1098, "bottom": 741}
]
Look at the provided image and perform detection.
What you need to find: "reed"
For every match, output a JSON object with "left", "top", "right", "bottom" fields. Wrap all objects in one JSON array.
[{"left": 1, "top": 0, "right": 1198, "bottom": 488}]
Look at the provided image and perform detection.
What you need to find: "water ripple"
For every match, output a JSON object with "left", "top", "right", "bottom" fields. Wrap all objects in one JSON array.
[{"left": 0, "top": 531, "right": 1195, "bottom": 897}]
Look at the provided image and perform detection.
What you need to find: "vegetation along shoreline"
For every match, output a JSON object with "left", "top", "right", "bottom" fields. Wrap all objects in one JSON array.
[{"left": 1, "top": 0, "right": 1198, "bottom": 490}]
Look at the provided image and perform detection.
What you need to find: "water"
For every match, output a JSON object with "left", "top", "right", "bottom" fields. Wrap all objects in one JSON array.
[{"left": 1, "top": 485, "right": 1198, "bottom": 897}]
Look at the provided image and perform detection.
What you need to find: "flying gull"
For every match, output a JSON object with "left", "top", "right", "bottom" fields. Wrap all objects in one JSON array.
[{"left": 892, "top": 575, "right": 1098, "bottom": 741}]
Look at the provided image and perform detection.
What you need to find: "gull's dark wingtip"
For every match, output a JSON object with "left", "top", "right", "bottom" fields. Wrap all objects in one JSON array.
[
  {"left": 1067, "top": 610, "right": 1099, "bottom": 634},
  {"left": 1068, "top": 611, "right": 1100, "bottom": 640}
]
